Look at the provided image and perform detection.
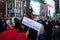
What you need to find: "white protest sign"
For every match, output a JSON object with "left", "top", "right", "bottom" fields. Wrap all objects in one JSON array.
[{"left": 22, "top": 17, "right": 43, "bottom": 32}]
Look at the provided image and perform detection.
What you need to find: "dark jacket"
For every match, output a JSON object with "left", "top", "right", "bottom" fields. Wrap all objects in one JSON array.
[
  {"left": 28, "top": 28, "right": 37, "bottom": 40},
  {"left": 52, "top": 27, "right": 60, "bottom": 40},
  {"left": 0, "top": 18, "right": 5, "bottom": 32}
]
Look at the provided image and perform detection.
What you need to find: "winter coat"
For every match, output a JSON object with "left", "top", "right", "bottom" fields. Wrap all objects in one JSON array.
[
  {"left": 0, "top": 29, "right": 28, "bottom": 40},
  {"left": 0, "top": 18, "right": 6, "bottom": 32}
]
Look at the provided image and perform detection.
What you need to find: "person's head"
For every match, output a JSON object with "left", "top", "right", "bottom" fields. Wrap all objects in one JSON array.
[
  {"left": 29, "top": 8, "right": 33, "bottom": 13},
  {"left": 6, "top": 20, "right": 11, "bottom": 25},
  {"left": 51, "top": 20, "right": 55, "bottom": 26},
  {"left": 7, "top": 14, "right": 11, "bottom": 20},
  {"left": 6, "top": 19, "right": 13, "bottom": 29},
  {"left": 12, "top": 17, "right": 24, "bottom": 32},
  {"left": 7, "top": 14, "right": 11, "bottom": 17},
  {"left": 39, "top": 19, "right": 43, "bottom": 24}
]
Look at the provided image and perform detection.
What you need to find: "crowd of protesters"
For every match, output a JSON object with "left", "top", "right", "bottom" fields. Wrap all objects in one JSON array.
[{"left": 0, "top": 9, "right": 60, "bottom": 40}]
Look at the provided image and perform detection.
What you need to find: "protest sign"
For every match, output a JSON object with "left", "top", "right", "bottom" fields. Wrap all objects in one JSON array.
[{"left": 22, "top": 17, "right": 43, "bottom": 32}]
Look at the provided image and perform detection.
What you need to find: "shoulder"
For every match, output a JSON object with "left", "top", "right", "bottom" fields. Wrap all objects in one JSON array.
[
  {"left": 1, "top": 29, "right": 19, "bottom": 37},
  {"left": 0, "top": 29, "right": 19, "bottom": 40}
]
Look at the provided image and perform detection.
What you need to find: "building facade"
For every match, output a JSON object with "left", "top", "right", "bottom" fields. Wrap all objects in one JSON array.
[{"left": 0, "top": 0, "right": 6, "bottom": 16}]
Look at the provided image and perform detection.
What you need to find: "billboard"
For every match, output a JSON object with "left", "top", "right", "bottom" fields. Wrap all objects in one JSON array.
[
  {"left": 40, "top": 4, "right": 48, "bottom": 16},
  {"left": 30, "top": 0, "right": 40, "bottom": 15}
]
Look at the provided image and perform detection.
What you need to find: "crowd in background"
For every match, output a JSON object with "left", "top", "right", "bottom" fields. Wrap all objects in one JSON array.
[{"left": 0, "top": 10, "right": 60, "bottom": 40}]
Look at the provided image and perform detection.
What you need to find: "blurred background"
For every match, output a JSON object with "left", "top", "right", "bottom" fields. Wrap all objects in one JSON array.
[{"left": 0, "top": 0, "right": 60, "bottom": 20}]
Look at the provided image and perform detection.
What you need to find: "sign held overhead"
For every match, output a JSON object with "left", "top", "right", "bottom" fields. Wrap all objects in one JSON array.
[{"left": 22, "top": 17, "right": 43, "bottom": 32}]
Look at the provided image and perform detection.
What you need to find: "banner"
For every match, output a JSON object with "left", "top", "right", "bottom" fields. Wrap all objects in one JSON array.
[
  {"left": 22, "top": 17, "right": 43, "bottom": 32},
  {"left": 40, "top": 4, "right": 48, "bottom": 16}
]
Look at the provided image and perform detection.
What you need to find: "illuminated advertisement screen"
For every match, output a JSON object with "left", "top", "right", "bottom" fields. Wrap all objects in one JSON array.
[{"left": 30, "top": 0, "right": 40, "bottom": 15}]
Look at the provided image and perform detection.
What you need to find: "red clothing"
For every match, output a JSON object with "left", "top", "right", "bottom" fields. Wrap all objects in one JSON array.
[
  {"left": 0, "top": 29, "right": 28, "bottom": 40},
  {"left": 6, "top": 24, "right": 11, "bottom": 29}
]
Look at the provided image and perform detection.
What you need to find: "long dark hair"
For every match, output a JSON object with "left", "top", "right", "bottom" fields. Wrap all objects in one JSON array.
[{"left": 14, "top": 18, "right": 24, "bottom": 32}]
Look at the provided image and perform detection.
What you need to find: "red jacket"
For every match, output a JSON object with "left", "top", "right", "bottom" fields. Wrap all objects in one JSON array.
[{"left": 0, "top": 29, "right": 28, "bottom": 40}]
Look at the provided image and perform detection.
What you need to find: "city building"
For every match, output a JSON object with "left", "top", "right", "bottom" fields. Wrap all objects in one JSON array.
[
  {"left": 6, "top": 0, "right": 30, "bottom": 17},
  {"left": 6, "top": 0, "right": 23, "bottom": 17},
  {"left": 54, "top": 0, "right": 59, "bottom": 17},
  {"left": 0, "top": 0, "right": 56, "bottom": 18},
  {"left": 0, "top": 0, "right": 6, "bottom": 16}
]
